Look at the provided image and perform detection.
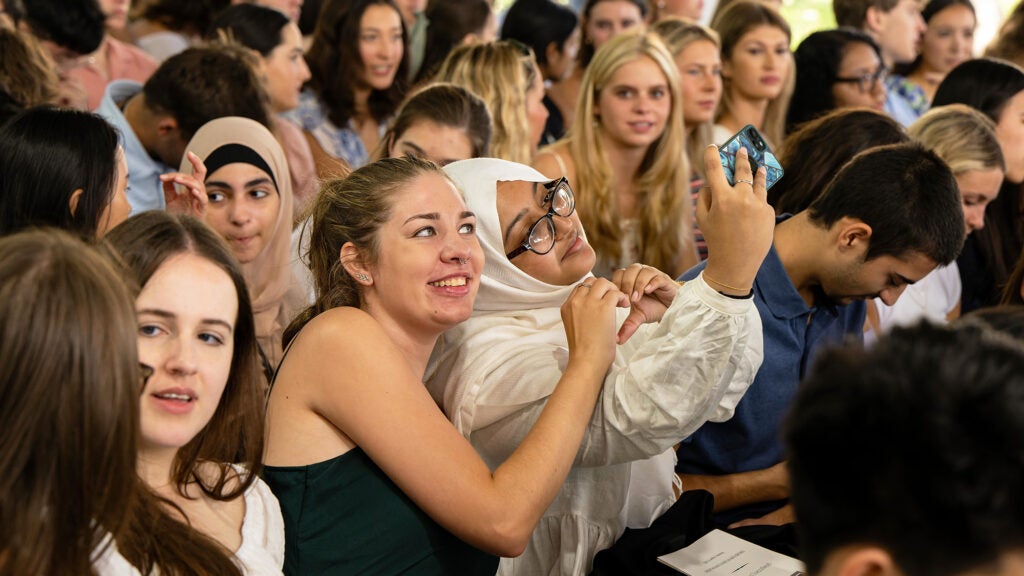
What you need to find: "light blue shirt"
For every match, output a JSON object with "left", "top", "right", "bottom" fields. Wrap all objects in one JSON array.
[{"left": 95, "top": 80, "right": 173, "bottom": 214}]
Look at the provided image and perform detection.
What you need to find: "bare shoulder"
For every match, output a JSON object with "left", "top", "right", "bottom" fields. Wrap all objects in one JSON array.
[
  {"left": 290, "top": 307, "right": 394, "bottom": 356},
  {"left": 532, "top": 141, "right": 574, "bottom": 180}
]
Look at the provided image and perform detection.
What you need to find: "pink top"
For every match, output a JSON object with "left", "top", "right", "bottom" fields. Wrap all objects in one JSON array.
[
  {"left": 70, "top": 37, "right": 158, "bottom": 111},
  {"left": 274, "top": 116, "right": 319, "bottom": 220}
]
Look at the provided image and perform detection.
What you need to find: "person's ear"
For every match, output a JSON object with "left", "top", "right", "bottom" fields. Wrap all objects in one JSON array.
[
  {"left": 340, "top": 242, "right": 373, "bottom": 285},
  {"left": 721, "top": 58, "right": 733, "bottom": 80},
  {"left": 836, "top": 217, "right": 872, "bottom": 255},
  {"left": 545, "top": 41, "right": 562, "bottom": 69},
  {"left": 68, "top": 188, "right": 84, "bottom": 217},
  {"left": 864, "top": 6, "right": 887, "bottom": 35},
  {"left": 828, "top": 546, "right": 899, "bottom": 576}
]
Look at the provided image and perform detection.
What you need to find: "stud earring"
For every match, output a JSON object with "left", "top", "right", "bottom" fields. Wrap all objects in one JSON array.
[{"left": 355, "top": 273, "right": 370, "bottom": 282}]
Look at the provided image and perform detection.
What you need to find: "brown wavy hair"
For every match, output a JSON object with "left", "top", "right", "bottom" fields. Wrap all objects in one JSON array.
[{"left": 105, "top": 212, "right": 265, "bottom": 575}]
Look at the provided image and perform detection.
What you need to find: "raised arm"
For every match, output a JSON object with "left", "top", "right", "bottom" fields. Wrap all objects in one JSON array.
[{"left": 286, "top": 279, "right": 626, "bottom": 557}]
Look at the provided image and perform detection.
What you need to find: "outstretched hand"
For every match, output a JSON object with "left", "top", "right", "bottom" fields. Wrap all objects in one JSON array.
[
  {"left": 162, "top": 151, "right": 209, "bottom": 218},
  {"left": 612, "top": 263, "right": 678, "bottom": 343},
  {"left": 697, "top": 145, "right": 776, "bottom": 296}
]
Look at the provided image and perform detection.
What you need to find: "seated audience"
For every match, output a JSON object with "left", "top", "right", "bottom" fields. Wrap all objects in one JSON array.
[
  {"left": 181, "top": 116, "right": 303, "bottom": 375},
  {"left": 534, "top": 31, "right": 697, "bottom": 278},
  {"left": 435, "top": 40, "right": 548, "bottom": 164},
  {"left": 785, "top": 321, "right": 1024, "bottom": 576},
  {"left": 500, "top": 0, "right": 580, "bottom": 146},
  {"left": 0, "top": 229, "right": 139, "bottom": 575},
  {"left": 678, "top": 142, "right": 966, "bottom": 527},
  {"left": 0, "top": 106, "right": 130, "bottom": 238},
  {"left": 933, "top": 58, "right": 1024, "bottom": 312},
  {"left": 263, "top": 157, "right": 619, "bottom": 574},
  {"left": 833, "top": 0, "right": 927, "bottom": 125},
  {"left": 869, "top": 104, "right": 1004, "bottom": 337},
  {"left": 427, "top": 147, "right": 774, "bottom": 575},
  {"left": 209, "top": 3, "right": 321, "bottom": 220},
  {"left": 95, "top": 44, "right": 270, "bottom": 214},
  {"left": 106, "top": 211, "right": 284, "bottom": 574},
  {"left": 286, "top": 0, "right": 408, "bottom": 169},
  {"left": 711, "top": 1, "right": 793, "bottom": 147},
  {"left": 786, "top": 28, "right": 886, "bottom": 133}
]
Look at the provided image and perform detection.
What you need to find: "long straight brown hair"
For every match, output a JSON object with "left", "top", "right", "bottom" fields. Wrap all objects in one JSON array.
[
  {"left": 105, "top": 212, "right": 265, "bottom": 575},
  {"left": 0, "top": 229, "right": 140, "bottom": 575}
]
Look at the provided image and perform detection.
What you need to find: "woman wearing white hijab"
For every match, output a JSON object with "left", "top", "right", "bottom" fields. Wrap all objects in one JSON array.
[{"left": 427, "top": 146, "right": 775, "bottom": 576}]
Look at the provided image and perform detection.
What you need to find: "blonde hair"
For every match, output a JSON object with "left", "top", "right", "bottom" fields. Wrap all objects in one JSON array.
[
  {"left": 712, "top": 1, "right": 793, "bottom": 147},
  {"left": 651, "top": 17, "right": 721, "bottom": 180},
  {"left": 568, "top": 30, "right": 691, "bottom": 276},
  {"left": 909, "top": 104, "right": 1005, "bottom": 176},
  {"left": 435, "top": 41, "right": 541, "bottom": 164}
]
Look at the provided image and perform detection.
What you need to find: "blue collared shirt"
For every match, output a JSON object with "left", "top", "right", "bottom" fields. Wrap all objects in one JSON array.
[
  {"left": 95, "top": 80, "right": 174, "bottom": 214},
  {"left": 676, "top": 218, "right": 866, "bottom": 478}
]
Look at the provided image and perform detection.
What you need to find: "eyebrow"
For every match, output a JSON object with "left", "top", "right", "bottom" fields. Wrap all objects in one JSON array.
[
  {"left": 137, "top": 308, "right": 235, "bottom": 333},
  {"left": 503, "top": 182, "right": 542, "bottom": 244},
  {"left": 205, "top": 177, "right": 274, "bottom": 190},
  {"left": 399, "top": 141, "right": 426, "bottom": 157}
]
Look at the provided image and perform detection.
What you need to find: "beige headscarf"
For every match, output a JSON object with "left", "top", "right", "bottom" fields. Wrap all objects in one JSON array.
[{"left": 182, "top": 116, "right": 301, "bottom": 371}]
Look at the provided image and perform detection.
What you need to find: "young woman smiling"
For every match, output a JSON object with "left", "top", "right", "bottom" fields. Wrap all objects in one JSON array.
[{"left": 534, "top": 31, "right": 696, "bottom": 278}]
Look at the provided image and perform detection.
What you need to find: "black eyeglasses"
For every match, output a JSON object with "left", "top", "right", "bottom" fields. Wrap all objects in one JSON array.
[
  {"left": 506, "top": 177, "right": 576, "bottom": 260},
  {"left": 834, "top": 65, "right": 888, "bottom": 94},
  {"left": 139, "top": 363, "right": 154, "bottom": 389}
]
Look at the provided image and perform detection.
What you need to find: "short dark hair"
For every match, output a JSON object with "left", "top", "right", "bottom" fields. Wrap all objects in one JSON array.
[
  {"left": 0, "top": 106, "right": 119, "bottom": 239},
  {"left": 933, "top": 58, "right": 1024, "bottom": 123},
  {"left": 501, "top": 0, "right": 578, "bottom": 67},
  {"left": 141, "top": 0, "right": 231, "bottom": 36},
  {"left": 787, "top": 28, "right": 883, "bottom": 132},
  {"left": 22, "top": 0, "right": 104, "bottom": 55},
  {"left": 142, "top": 45, "right": 271, "bottom": 143},
  {"left": 806, "top": 142, "right": 965, "bottom": 265},
  {"left": 785, "top": 321, "right": 1024, "bottom": 576},
  {"left": 415, "top": 0, "right": 494, "bottom": 83},
  {"left": 306, "top": 0, "right": 409, "bottom": 127},
  {"left": 772, "top": 108, "right": 907, "bottom": 214},
  {"left": 833, "top": 0, "right": 899, "bottom": 28},
  {"left": 207, "top": 3, "right": 290, "bottom": 57}
]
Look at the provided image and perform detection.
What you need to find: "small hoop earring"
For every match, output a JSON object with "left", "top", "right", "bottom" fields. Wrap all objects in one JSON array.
[{"left": 355, "top": 273, "right": 370, "bottom": 282}]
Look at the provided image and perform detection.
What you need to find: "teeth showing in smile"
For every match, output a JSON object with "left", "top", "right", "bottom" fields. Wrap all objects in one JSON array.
[
  {"left": 430, "top": 277, "right": 467, "bottom": 287},
  {"left": 156, "top": 393, "right": 192, "bottom": 402}
]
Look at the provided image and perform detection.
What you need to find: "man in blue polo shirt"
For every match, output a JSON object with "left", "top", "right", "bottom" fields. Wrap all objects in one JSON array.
[{"left": 677, "top": 142, "right": 966, "bottom": 526}]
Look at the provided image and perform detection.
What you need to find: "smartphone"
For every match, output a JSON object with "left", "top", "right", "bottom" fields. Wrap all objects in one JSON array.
[{"left": 718, "top": 125, "right": 784, "bottom": 190}]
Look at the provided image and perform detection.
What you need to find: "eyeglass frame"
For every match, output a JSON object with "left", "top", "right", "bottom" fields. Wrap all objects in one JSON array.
[
  {"left": 833, "top": 65, "right": 888, "bottom": 94},
  {"left": 506, "top": 177, "right": 576, "bottom": 260}
]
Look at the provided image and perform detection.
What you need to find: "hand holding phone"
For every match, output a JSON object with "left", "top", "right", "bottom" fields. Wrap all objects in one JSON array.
[{"left": 718, "top": 125, "right": 784, "bottom": 190}]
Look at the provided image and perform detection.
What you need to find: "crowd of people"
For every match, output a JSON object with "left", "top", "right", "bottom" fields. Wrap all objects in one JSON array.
[{"left": 4, "top": 0, "right": 1024, "bottom": 575}]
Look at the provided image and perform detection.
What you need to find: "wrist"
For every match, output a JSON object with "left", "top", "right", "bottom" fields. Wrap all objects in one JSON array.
[{"left": 701, "top": 269, "right": 753, "bottom": 297}]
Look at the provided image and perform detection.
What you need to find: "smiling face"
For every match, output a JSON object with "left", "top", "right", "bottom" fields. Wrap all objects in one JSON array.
[
  {"left": 497, "top": 179, "right": 595, "bottom": 286},
  {"left": 920, "top": 3, "right": 975, "bottom": 76},
  {"left": 995, "top": 90, "right": 1024, "bottom": 184},
  {"left": 362, "top": 172, "right": 483, "bottom": 333},
  {"left": 831, "top": 41, "right": 886, "bottom": 110},
  {"left": 263, "top": 22, "right": 311, "bottom": 113},
  {"left": 358, "top": 3, "right": 404, "bottom": 91},
  {"left": 136, "top": 252, "right": 237, "bottom": 454},
  {"left": 204, "top": 162, "right": 281, "bottom": 264},
  {"left": 675, "top": 39, "right": 723, "bottom": 127},
  {"left": 596, "top": 55, "right": 672, "bottom": 149},
  {"left": 586, "top": 0, "right": 644, "bottom": 51},
  {"left": 956, "top": 168, "right": 1003, "bottom": 233},
  {"left": 390, "top": 120, "right": 474, "bottom": 166},
  {"left": 96, "top": 146, "right": 131, "bottom": 238},
  {"left": 723, "top": 24, "right": 791, "bottom": 102}
]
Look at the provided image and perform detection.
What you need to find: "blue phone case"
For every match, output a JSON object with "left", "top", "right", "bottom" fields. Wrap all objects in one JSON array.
[{"left": 718, "top": 125, "right": 784, "bottom": 190}]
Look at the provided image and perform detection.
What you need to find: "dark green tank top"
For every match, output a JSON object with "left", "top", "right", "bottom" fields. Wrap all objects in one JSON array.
[{"left": 263, "top": 447, "right": 499, "bottom": 576}]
